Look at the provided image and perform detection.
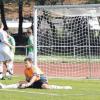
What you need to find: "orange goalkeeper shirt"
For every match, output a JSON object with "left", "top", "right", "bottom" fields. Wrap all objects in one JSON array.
[
  {"left": 24, "top": 67, "right": 43, "bottom": 82},
  {"left": 24, "top": 67, "right": 34, "bottom": 81}
]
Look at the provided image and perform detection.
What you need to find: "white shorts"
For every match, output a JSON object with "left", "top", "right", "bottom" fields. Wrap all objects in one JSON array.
[{"left": 0, "top": 46, "right": 12, "bottom": 62}]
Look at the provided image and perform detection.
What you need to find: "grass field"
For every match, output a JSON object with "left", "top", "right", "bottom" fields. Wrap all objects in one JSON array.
[
  {"left": 0, "top": 55, "right": 100, "bottom": 100},
  {"left": 0, "top": 76, "right": 100, "bottom": 100}
]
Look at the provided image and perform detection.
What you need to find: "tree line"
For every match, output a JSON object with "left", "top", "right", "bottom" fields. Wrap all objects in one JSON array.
[{"left": 0, "top": 0, "right": 100, "bottom": 45}]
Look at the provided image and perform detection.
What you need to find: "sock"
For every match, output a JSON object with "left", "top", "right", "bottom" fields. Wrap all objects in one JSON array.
[
  {"left": 48, "top": 85, "right": 72, "bottom": 90},
  {"left": 2, "top": 83, "right": 19, "bottom": 89},
  {"left": 6, "top": 62, "right": 13, "bottom": 75}
]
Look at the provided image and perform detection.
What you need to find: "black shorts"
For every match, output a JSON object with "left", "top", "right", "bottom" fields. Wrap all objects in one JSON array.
[{"left": 29, "top": 75, "right": 48, "bottom": 89}]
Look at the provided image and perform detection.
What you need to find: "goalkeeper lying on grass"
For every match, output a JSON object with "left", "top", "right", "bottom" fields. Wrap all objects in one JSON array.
[{"left": 0, "top": 58, "right": 72, "bottom": 90}]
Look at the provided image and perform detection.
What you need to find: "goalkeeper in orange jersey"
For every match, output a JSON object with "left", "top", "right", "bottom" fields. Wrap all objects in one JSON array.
[
  {"left": 0, "top": 58, "right": 72, "bottom": 90},
  {"left": 19, "top": 57, "right": 48, "bottom": 89}
]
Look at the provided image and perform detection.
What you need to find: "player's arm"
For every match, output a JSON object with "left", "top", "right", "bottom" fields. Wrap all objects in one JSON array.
[
  {"left": 19, "top": 74, "right": 40, "bottom": 88},
  {"left": 10, "top": 36, "right": 16, "bottom": 53},
  {"left": 2, "top": 33, "right": 15, "bottom": 49},
  {"left": 4, "top": 41, "right": 15, "bottom": 49},
  {"left": 2, "top": 39, "right": 15, "bottom": 50},
  {"left": 26, "top": 75, "right": 40, "bottom": 87},
  {"left": 26, "top": 36, "right": 34, "bottom": 47}
]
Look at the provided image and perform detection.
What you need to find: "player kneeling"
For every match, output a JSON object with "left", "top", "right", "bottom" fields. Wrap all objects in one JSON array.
[{"left": 0, "top": 58, "right": 72, "bottom": 90}]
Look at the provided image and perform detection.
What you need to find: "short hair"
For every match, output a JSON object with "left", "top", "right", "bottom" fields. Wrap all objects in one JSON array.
[
  {"left": 24, "top": 58, "right": 32, "bottom": 62},
  {"left": 27, "top": 28, "right": 32, "bottom": 35}
]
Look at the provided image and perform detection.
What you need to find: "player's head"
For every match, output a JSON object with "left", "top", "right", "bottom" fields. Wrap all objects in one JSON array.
[
  {"left": 27, "top": 28, "right": 32, "bottom": 36},
  {"left": 6, "top": 30, "right": 11, "bottom": 36},
  {"left": 24, "top": 58, "right": 33, "bottom": 68}
]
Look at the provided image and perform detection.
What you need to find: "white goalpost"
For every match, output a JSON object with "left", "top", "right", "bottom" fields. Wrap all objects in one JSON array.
[{"left": 33, "top": 4, "right": 100, "bottom": 79}]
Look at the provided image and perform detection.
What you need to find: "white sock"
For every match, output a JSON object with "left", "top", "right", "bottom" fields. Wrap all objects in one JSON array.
[
  {"left": 6, "top": 62, "right": 13, "bottom": 75},
  {"left": 1, "top": 83, "right": 19, "bottom": 89},
  {"left": 48, "top": 85, "right": 72, "bottom": 90}
]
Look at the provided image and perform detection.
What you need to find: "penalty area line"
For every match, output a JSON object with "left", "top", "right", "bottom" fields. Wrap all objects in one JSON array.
[
  {"left": 0, "top": 89, "right": 100, "bottom": 96},
  {"left": 0, "top": 89, "right": 96, "bottom": 97},
  {"left": 0, "top": 89, "right": 100, "bottom": 97},
  {"left": 0, "top": 89, "right": 62, "bottom": 96}
]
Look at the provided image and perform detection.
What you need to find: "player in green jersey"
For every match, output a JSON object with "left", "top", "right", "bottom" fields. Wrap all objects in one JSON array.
[{"left": 26, "top": 28, "right": 34, "bottom": 64}]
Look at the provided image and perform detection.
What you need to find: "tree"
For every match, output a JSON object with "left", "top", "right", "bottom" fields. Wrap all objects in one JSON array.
[
  {"left": 0, "top": 0, "right": 8, "bottom": 30},
  {"left": 35, "top": 0, "right": 46, "bottom": 5},
  {"left": 35, "top": 0, "right": 64, "bottom": 5},
  {"left": 18, "top": 0, "right": 23, "bottom": 37},
  {"left": 88, "top": 0, "right": 100, "bottom": 3}
]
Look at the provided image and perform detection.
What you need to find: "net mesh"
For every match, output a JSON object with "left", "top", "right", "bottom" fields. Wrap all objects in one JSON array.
[{"left": 34, "top": 5, "right": 100, "bottom": 78}]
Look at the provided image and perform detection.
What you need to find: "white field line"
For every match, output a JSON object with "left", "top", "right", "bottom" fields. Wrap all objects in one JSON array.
[
  {"left": 0, "top": 89, "right": 62, "bottom": 96},
  {"left": 1, "top": 89, "right": 100, "bottom": 97}
]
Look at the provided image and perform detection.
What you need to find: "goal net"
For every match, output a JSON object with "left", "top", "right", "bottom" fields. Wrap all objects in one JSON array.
[{"left": 33, "top": 4, "right": 100, "bottom": 78}]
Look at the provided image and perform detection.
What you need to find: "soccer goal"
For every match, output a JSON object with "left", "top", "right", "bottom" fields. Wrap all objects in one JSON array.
[{"left": 33, "top": 4, "right": 100, "bottom": 78}]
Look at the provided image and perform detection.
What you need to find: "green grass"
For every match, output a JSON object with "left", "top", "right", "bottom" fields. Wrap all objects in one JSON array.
[
  {"left": 0, "top": 76, "right": 100, "bottom": 100},
  {"left": 11, "top": 55, "right": 100, "bottom": 100}
]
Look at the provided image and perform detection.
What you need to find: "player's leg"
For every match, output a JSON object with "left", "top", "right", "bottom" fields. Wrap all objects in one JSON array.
[
  {"left": 0, "top": 42, "right": 14, "bottom": 80},
  {"left": 0, "top": 81, "right": 29, "bottom": 89},
  {"left": 4, "top": 50, "right": 14, "bottom": 79},
  {"left": 41, "top": 82, "right": 72, "bottom": 90},
  {"left": 0, "top": 82, "right": 19, "bottom": 89},
  {"left": 0, "top": 62, "right": 3, "bottom": 79},
  {"left": 40, "top": 76, "right": 72, "bottom": 90},
  {"left": 5, "top": 60, "right": 13, "bottom": 79},
  {"left": 47, "top": 85, "right": 72, "bottom": 90},
  {"left": 37, "top": 75, "right": 50, "bottom": 89},
  {"left": 0, "top": 53, "right": 4, "bottom": 80},
  {"left": 41, "top": 83, "right": 49, "bottom": 89}
]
